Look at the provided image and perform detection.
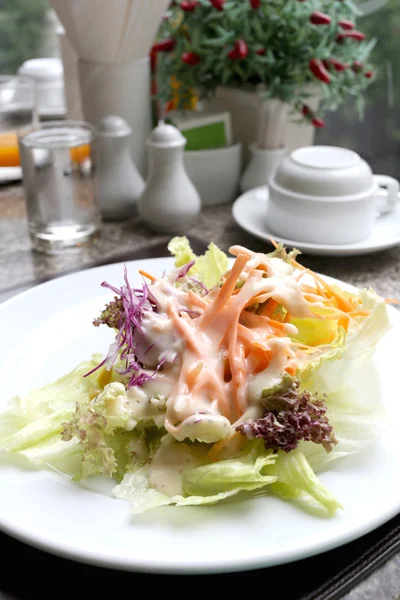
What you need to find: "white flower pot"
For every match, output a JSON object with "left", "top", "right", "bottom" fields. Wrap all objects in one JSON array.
[
  {"left": 184, "top": 142, "right": 242, "bottom": 207},
  {"left": 240, "top": 144, "right": 287, "bottom": 193},
  {"left": 203, "top": 86, "right": 320, "bottom": 166}
]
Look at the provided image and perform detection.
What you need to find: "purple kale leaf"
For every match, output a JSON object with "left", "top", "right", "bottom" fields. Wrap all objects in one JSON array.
[
  {"left": 237, "top": 380, "right": 337, "bottom": 454},
  {"left": 93, "top": 296, "right": 124, "bottom": 329}
]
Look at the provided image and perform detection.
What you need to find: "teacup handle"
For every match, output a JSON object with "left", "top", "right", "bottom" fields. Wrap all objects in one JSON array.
[{"left": 373, "top": 174, "right": 399, "bottom": 216}]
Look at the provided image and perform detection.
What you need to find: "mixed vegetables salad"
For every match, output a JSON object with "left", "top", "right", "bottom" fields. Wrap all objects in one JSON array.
[{"left": 0, "top": 238, "right": 391, "bottom": 516}]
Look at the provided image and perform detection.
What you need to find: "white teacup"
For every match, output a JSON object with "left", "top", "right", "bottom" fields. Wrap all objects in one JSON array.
[{"left": 266, "top": 146, "right": 400, "bottom": 245}]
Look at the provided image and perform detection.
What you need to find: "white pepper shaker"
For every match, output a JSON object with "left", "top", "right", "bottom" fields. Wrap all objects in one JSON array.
[
  {"left": 97, "top": 115, "right": 145, "bottom": 221},
  {"left": 137, "top": 121, "right": 201, "bottom": 233}
]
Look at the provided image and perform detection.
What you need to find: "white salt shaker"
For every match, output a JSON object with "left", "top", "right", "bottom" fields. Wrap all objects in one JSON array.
[
  {"left": 137, "top": 122, "right": 201, "bottom": 233},
  {"left": 97, "top": 115, "right": 144, "bottom": 221}
]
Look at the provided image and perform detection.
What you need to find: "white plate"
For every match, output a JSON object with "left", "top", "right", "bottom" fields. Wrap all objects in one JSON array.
[
  {"left": 0, "top": 257, "right": 399, "bottom": 574},
  {"left": 232, "top": 186, "right": 400, "bottom": 257},
  {"left": 0, "top": 167, "right": 22, "bottom": 184}
]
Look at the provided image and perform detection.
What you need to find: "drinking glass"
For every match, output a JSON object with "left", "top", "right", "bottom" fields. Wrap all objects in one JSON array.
[
  {"left": 19, "top": 120, "right": 101, "bottom": 254},
  {"left": 0, "top": 75, "right": 36, "bottom": 168}
]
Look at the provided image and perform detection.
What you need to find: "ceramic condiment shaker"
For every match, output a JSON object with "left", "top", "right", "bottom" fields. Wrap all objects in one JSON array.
[
  {"left": 97, "top": 115, "right": 144, "bottom": 221},
  {"left": 137, "top": 122, "right": 201, "bottom": 233}
]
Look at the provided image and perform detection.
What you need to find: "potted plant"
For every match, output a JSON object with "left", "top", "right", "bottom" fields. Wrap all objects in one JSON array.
[{"left": 153, "top": 0, "right": 375, "bottom": 190}]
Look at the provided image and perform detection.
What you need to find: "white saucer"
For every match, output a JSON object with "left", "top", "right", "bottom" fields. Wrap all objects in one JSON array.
[
  {"left": 232, "top": 186, "right": 400, "bottom": 257},
  {"left": 0, "top": 167, "right": 22, "bottom": 184}
]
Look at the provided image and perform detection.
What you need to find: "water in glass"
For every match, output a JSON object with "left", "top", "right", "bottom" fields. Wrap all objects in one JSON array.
[{"left": 19, "top": 121, "right": 101, "bottom": 253}]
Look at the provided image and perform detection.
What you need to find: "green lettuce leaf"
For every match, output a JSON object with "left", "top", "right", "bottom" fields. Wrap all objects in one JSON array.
[
  {"left": 266, "top": 449, "right": 342, "bottom": 516},
  {"left": 300, "top": 289, "right": 390, "bottom": 395},
  {"left": 61, "top": 382, "right": 142, "bottom": 481},
  {"left": 300, "top": 386, "right": 385, "bottom": 473},
  {"left": 0, "top": 355, "right": 105, "bottom": 453},
  {"left": 167, "top": 236, "right": 196, "bottom": 268},
  {"left": 183, "top": 445, "right": 277, "bottom": 496},
  {"left": 168, "top": 236, "right": 229, "bottom": 289},
  {"left": 113, "top": 440, "right": 278, "bottom": 514},
  {"left": 113, "top": 466, "right": 239, "bottom": 515},
  {"left": 289, "top": 316, "right": 339, "bottom": 347}
]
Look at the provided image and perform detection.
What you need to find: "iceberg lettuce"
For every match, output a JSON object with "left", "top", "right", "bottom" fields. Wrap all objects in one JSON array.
[
  {"left": 266, "top": 449, "right": 343, "bottom": 516},
  {"left": 168, "top": 236, "right": 229, "bottom": 289},
  {"left": 113, "top": 466, "right": 239, "bottom": 515}
]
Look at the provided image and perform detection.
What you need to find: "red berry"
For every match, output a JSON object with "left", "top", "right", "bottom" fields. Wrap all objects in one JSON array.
[
  {"left": 309, "top": 58, "right": 331, "bottom": 84},
  {"left": 228, "top": 40, "right": 249, "bottom": 60},
  {"left": 365, "top": 70, "right": 374, "bottom": 79},
  {"left": 210, "top": 0, "right": 225, "bottom": 10},
  {"left": 302, "top": 104, "right": 311, "bottom": 117},
  {"left": 250, "top": 0, "right": 261, "bottom": 8},
  {"left": 337, "top": 30, "right": 365, "bottom": 43},
  {"left": 328, "top": 58, "right": 348, "bottom": 72},
  {"left": 352, "top": 60, "right": 363, "bottom": 73},
  {"left": 338, "top": 19, "right": 354, "bottom": 30},
  {"left": 181, "top": 51, "right": 201, "bottom": 65},
  {"left": 310, "top": 11, "right": 332, "bottom": 25},
  {"left": 181, "top": 1, "right": 199, "bottom": 11},
  {"left": 152, "top": 39, "right": 176, "bottom": 53},
  {"left": 256, "top": 47, "right": 266, "bottom": 56},
  {"left": 150, "top": 49, "right": 157, "bottom": 72},
  {"left": 312, "top": 117, "right": 325, "bottom": 128}
]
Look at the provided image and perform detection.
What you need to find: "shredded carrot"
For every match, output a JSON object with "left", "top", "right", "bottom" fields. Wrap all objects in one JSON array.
[
  {"left": 138, "top": 269, "right": 156, "bottom": 282},
  {"left": 301, "top": 284, "right": 321, "bottom": 295},
  {"left": 261, "top": 299, "right": 278, "bottom": 318},
  {"left": 188, "top": 290, "right": 208, "bottom": 308},
  {"left": 348, "top": 310, "right": 370, "bottom": 317},
  {"left": 310, "top": 272, "right": 355, "bottom": 313},
  {"left": 386, "top": 298, "right": 399, "bottom": 305},
  {"left": 167, "top": 304, "right": 201, "bottom": 354},
  {"left": 162, "top": 245, "right": 376, "bottom": 437},
  {"left": 208, "top": 431, "right": 243, "bottom": 462},
  {"left": 338, "top": 315, "right": 350, "bottom": 331},
  {"left": 200, "top": 253, "right": 249, "bottom": 329},
  {"left": 296, "top": 269, "right": 311, "bottom": 282},
  {"left": 186, "top": 361, "right": 204, "bottom": 387},
  {"left": 267, "top": 318, "right": 286, "bottom": 330},
  {"left": 285, "top": 364, "right": 297, "bottom": 376}
]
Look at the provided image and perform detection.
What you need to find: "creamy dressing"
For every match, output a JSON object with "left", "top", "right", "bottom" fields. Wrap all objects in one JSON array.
[
  {"left": 133, "top": 311, "right": 185, "bottom": 366},
  {"left": 125, "top": 378, "right": 169, "bottom": 428},
  {"left": 106, "top": 247, "right": 315, "bottom": 445},
  {"left": 247, "top": 337, "right": 296, "bottom": 402},
  {"left": 147, "top": 437, "right": 206, "bottom": 495}
]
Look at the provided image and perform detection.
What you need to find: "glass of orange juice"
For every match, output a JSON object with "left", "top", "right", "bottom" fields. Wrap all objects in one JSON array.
[{"left": 0, "top": 75, "right": 36, "bottom": 168}]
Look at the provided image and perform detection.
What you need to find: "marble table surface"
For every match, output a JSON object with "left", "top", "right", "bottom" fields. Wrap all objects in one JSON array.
[{"left": 1, "top": 182, "right": 400, "bottom": 600}]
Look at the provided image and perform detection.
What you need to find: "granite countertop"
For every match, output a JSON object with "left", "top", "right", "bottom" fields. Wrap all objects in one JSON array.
[
  {"left": 2, "top": 183, "right": 400, "bottom": 303},
  {"left": 1, "top": 182, "right": 400, "bottom": 600}
]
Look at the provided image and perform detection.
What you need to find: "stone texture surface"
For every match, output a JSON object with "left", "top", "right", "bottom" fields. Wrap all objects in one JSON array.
[
  {"left": 2, "top": 183, "right": 400, "bottom": 301},
  {"left": 1, "top": 184, "right": 400, "bottom": 599}
]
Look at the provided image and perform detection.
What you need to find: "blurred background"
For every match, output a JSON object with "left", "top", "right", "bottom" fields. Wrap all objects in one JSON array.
[
  {"left": 0, "top": 0, "right": 400, "bottom": 177},
  {"left": 2, "top": 0, "right": 397, "bottom": 176}
]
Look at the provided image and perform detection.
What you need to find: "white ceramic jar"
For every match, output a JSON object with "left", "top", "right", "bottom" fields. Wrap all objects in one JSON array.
[
  {"left": 97, "top": 115, "right": 144, "bottom": 221},
  {"left": 137, "top": 122, "right": 201, "bottom": 233},
  {"left": 18, "top": 58, "right": 66, "bottom": 118},
  {"left": 266, "top": 146, "right": 400, "bottom": 245}
]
